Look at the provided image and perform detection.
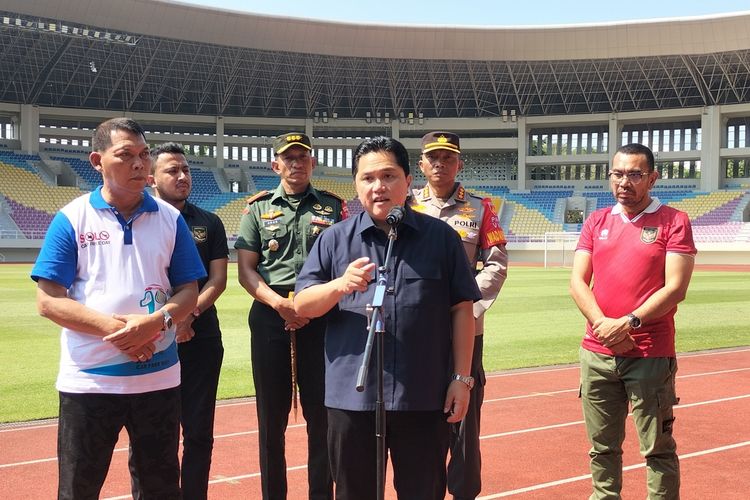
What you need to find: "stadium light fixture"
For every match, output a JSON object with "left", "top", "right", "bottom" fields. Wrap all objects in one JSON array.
[
  {"left": 365, "top": 112, "right": 372, "bottom": 123},
  {"left": 5, "top": 14, "right": 139, "bottom": 45},
  {"left": 332, "top": 112, "right": 338, "bottom": 119},
  {"left": 408, "top": 112, "right": 414, "bottom": 125},
  {"left": 510, "top": 110, "right": 517, "bottom": 122},
  {"left": 502, "top": 109, "right": 508, "bottom": 122},
  {"left": 418, "top": 112, "right": 424, "bottom": 125},
  {"left": 322, "top": 112, "right": 328, "bottom": 123},
  {"left": 376, "top": 112, "right": 382, "bottom": 123},
  {"left": 314, "top": 111, "right": 319, "bottom": 123},
  {"left": 384, "top": 112, "right": 390, "bottom": 124}
]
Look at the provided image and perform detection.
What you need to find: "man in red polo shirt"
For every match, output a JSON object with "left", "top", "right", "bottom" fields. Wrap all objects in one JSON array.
[{"left": 570, "top": 143, "right": 696, "bottom": 499}]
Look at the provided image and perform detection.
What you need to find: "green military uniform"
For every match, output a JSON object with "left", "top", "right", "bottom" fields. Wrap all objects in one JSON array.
[
  {"left": 235, "top": 183, "right": 347, "bottom": 284},
  {"left": 235, "top": 178, "right": 346, "bottom": 500}
]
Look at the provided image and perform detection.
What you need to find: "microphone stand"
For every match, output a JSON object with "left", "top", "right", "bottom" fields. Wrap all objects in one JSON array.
[{"left": 356, "top": 224, "right": 397, "bottom": 500}]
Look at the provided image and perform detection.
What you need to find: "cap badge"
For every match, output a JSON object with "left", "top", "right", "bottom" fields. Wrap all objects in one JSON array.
[
  {"left": 287, "top": 134, "right": 302, "bottom": 142},
  {"left": 437, "top": 135, "right": 449, "bottom": 143}
]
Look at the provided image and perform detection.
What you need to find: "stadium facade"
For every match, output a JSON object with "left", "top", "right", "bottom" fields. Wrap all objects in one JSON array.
[{"left": 0, "top": 0, "right": 749, "bottom": 263}]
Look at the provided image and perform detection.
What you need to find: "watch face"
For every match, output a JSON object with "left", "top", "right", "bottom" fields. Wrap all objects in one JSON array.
[
  {"left": 162, "top": 310, "right": 173, "bottom": 330},
  {"left": 629, "top": 315, "right": 641, "bottom": 328}
]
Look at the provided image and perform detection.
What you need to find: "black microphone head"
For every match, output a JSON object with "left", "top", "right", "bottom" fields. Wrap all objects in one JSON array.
[{"left": 385, "top": 205, "right": 405, "bottom": 226}]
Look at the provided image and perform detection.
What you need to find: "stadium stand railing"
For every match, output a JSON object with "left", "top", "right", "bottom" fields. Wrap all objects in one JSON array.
[{"left": 2, "top": 150, "right": 749, "bottom": 244}]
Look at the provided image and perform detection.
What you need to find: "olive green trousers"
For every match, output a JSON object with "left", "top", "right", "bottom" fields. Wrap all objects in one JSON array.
[{"left": 579, "top": 348, "right": 680, "bottom": 500}]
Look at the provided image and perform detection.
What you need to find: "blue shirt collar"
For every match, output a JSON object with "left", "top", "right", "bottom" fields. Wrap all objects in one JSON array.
[
  {"left": 89, "top": 186, "right": 159, "bottom": 214},
  {"left": 356, "top": 204, "right": 419, "bottom": 235}
]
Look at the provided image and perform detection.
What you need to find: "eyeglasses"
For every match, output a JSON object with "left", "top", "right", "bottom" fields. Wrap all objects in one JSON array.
[{"left": 608, "top": 170, "right": 651, "bottom": 184}]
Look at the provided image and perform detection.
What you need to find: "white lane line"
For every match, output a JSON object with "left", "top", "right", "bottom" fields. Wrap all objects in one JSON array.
[
  {"left": 677, "top": 393, "right": 750, "bottom": 409},
  {"left": 0, "top": 424, "right": 307, "bottom": 469},
  {"left": 480, "top": 420, "right": 584, "bottom": 440},
  {"left": 476, "top": 441, "right": 750, "bottom": 498},
  {"left": 679, "top": 347, "right": 750, "bottom": 358},
  {"left": 487, "top": 366, "right": 578, "bottom": 378},
  {"left": 0, "top": 422, "right": 58, "bottom": 433},
  {"left": 485, "top": 347, "right": 750, "bottom": 381},
  {"left": 102, "top": 466, "right": 311, "bottom": 500},
  {"left": 3, "top": 364, "right": 749, "bottom": 436},
  {"left": 483, "top": 367, "right": 750, "bottom": 404},
  {"left": 485, "top": 389, "right": 578, "bottom": 403},
  {"left": 678, "top": 366, "right": 750, "bottom": 378},
  {"left": 480, "top": 393, "right": 750, "bottom": 441},
  {"left": 6, "top": 394, "right": 749, "bottom": 470}
]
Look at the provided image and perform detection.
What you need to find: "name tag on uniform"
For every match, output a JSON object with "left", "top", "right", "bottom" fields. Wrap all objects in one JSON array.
[{"left": 311, "top": 215, "right": 334, "bottom": 226}]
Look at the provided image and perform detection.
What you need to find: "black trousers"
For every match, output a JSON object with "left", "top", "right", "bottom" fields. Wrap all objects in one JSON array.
[
  {"left": 178, "top": 336, "right": 224, "bottom": 500},
  {"left": 447, "top": 335, "right": 486, "bottom": 500},
  {"left": 249, "top": 299, "right": 332, "bottom": 500},
  {"left": 57, "top": 387, "right": 181, "bottom": 500},
  {"left": 327, "top": 408, "right": 450, "bottom": 500}
]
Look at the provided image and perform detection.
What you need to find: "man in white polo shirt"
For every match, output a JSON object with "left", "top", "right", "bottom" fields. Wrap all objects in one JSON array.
[{"left": 32, "top": 117, "right": 206, "bottom": 500}]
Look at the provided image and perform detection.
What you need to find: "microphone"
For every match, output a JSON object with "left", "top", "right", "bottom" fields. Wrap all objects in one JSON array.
[{"left": 385, "top": 206, "right": 405, "bottom": 226}]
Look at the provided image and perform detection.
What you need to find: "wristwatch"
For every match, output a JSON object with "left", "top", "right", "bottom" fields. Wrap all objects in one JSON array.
[
  {"left": 160, "top": 309, "right": 174, "bottom": 331},
  {"left": 192, "top": 306, "right": 201, "bottom": 319},
  {"left": 627, "top": 313, "right": 642, "bottom": 329},
  {"left": 452, "top": 373, "right": 475, "bottom": 390}
]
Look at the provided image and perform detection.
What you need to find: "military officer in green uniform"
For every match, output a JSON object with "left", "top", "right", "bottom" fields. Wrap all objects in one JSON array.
[
  {"left": 236, "top": 132, "right": 347, "bottom": 500},
  {"left": 410, "top": 131, "right": 508, "bottom": 500}
]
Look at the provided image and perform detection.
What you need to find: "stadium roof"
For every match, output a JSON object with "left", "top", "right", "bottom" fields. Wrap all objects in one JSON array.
[{"left": 2, "top": 0, "right": 750, "bottom": 118}]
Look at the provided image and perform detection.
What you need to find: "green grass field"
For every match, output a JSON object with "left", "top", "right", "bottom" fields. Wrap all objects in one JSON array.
[{"left": 1, "top": 263, "right": 748, "bottom": 423}]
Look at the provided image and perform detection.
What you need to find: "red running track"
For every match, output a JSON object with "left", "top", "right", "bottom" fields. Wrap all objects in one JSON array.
[{"left": 2, "top": 347, "right": 749, "bottom": 499}]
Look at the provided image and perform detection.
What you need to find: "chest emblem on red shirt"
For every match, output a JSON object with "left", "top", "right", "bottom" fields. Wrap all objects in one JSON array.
[
  {"left": 598, "top": 229, "right": 609, "bottom": 240},
  {"left": 641, "top": 226, "right": 659, "bottom": 244},
  {"left": 191, "top": 226, "right": 207, "bottom": 243}
]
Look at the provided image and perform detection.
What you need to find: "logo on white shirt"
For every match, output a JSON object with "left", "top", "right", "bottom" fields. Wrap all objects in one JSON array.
[{"left": 79, "top": 230, "right": 111, "bottom": 248}]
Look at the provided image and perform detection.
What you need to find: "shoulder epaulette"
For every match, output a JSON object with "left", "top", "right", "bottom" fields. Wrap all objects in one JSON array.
[
  {"left": 319, "top": 189, "right": 345, "bottom": 203},
  {"left": 246, "top": 190, "right": 271, "bottom": 205}
]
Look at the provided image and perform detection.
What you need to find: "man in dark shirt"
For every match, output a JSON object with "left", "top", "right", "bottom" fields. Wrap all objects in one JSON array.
[
  {"left": 150, "top": 142, "right": 229, "bottom": 500},
  {"left": 294, "top": 136, "right": 481, "bottom": 500}
]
